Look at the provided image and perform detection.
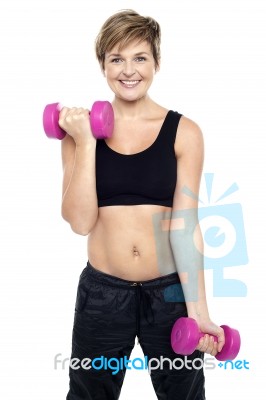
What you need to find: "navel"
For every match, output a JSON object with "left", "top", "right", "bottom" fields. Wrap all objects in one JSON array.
[{"left": 132, "top": 246, "right": 140, "bottom": 257}]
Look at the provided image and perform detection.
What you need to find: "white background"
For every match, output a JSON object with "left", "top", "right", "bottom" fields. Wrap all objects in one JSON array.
[{"left": 0, "top": 0, "right": 265, "bottom": 398}]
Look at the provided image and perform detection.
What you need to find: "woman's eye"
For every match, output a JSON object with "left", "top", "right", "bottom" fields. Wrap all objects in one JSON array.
[
  {"left": 135, "top": 57, "right": 146, "bottom": 62},
  {"left": 111, "top": 58, "right": 122, "bottom": 63}
]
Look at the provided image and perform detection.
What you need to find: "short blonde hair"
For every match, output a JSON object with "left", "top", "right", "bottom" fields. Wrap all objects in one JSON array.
[{"left": 95, "top": 9, "right": 161, "bottom": 70}]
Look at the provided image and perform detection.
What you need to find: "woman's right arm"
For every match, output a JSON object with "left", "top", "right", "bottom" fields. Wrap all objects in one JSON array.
[{"left": 60, "top": 107, "right": 99, "bottom": 236}]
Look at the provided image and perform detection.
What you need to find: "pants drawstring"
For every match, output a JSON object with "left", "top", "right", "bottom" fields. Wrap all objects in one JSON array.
[{"left": 130, "top": 282, "right": 155, "bottom": 342}]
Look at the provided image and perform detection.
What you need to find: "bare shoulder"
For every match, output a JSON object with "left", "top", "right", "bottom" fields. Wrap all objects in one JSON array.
[{"left": 175, "top": 114, "right": 204, "bottom": 157}]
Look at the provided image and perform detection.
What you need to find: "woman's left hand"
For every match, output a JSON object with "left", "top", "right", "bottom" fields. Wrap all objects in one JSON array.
[{"left": 194, "top": 318, "right": 225, "bottom": 357}]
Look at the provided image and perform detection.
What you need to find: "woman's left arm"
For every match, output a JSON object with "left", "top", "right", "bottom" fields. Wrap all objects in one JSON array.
[{"left": 170, "top": 115, "right": 225, "bottom": 356}]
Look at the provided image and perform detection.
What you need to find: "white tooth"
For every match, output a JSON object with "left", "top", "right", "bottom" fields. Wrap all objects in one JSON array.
[{"left": 122, "top": 80, "right": 138, "bottom": 84}]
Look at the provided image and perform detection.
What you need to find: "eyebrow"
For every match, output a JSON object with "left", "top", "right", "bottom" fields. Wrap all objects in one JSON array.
[{"left": 107, "top": 52, "right": 150, "bottom": 59}]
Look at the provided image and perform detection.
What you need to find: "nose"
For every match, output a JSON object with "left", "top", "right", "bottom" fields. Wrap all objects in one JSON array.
[{"left": 122, "top": 60, "right": 135, "bottom": 77}]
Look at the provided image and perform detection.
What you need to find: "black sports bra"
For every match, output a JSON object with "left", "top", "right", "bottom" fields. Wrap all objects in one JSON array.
[{"left": 95, "top": 110, "right": 182, "bottom": 207}]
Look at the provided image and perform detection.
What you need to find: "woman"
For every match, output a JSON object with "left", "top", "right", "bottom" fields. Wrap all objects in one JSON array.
[{"left": 60, "top": 9, "right": 225, "bottom": 400}]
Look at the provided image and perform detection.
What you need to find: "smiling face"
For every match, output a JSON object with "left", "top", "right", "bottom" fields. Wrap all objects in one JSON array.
[{"left": 104, "top": 40, "right": 159, "bottom": 102}]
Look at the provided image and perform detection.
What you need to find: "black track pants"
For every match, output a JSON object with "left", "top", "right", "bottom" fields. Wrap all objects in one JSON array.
[{"left": 66, "top": 261, "right": 205, "bottom": 400}]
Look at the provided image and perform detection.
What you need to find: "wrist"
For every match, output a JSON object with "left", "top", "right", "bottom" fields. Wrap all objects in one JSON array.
[
  {"left": 75, "top": 138, "right": 96, "bottom": 150},
  {"left": 186, "top": 302, "right": 210, "bottom": 321}
]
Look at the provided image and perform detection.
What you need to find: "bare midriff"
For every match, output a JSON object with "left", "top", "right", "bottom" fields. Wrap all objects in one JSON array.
[{"left": 87, "top": 204, "right": 177, "bottom": 281}]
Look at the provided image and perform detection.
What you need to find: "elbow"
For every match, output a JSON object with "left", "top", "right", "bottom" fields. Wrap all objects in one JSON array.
[
  {"left": 70, "top": 224, "right": 90, "bottom": 236},
  {"left": 67, "top": 218, "right": 95, "bottom": 236},
  {"left": 61, "top": 208, "right": 98, "bottom": 236}
]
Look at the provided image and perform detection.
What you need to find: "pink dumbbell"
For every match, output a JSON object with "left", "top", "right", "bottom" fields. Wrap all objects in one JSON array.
[
  {"left": 171, "top": 317, "right": 241, "bottom": 361},
  {"left": 43, "top": 101, "right": 114, "bottom": 140}
]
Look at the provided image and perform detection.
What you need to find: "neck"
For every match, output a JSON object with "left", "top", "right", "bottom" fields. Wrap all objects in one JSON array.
[{"left": 112, "top": 95, "right": 156, "bottom": 120}]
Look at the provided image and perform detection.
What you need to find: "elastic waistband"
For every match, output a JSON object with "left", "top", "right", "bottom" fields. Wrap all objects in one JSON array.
[{"left": 85, "top": 260, "right": 180, "bottom": 289}]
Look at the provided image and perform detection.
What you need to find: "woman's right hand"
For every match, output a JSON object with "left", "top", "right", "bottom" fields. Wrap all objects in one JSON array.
[
  {"left": 58, "top": 107, "right": 96, "bottom": 147},
  {"left": 194, "top": 317, "right": 225, "bottom": 357}
]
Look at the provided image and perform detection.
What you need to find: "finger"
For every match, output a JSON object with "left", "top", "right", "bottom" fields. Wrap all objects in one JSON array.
[
  {"left": 59, "top": 106, "right": 70, "bottom": 119},
  {"left": 210, "top": 345, "right": 218, "bottom": 357},
  {"left": 67, "top": 107, "right": 78, "bottom": 117},
  {"left": 58, "top": 107, "right": 71, "bottom": 128},
  {"left": 217, "top": 328, "right": 225, "bottom": 352},
  {"left": 198, "top": 335, "right": 217, "bottom": 355},
  {"left": 197, "top": 335, "right": 209, "bottom": 353},
  {"left": 208, "top": 336, "right": 217, "bottom": 356},
  {"left": 203, "top": 335, "right": 214, "bottom": 354},
  {"left": 64, "top": 107, "right": 81, "bottom": 124},
  {"left": 196, "top": 337, "right": 204, "bottom": 352},
  {"left": 76, "top": 108, "right": 90, "bottom": 119},
  {"left": 76, "top": 108, "right": 88, "bottom": 114},
  {"left": 212, "top": 341, "right": 219, "bottom": 356}
]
